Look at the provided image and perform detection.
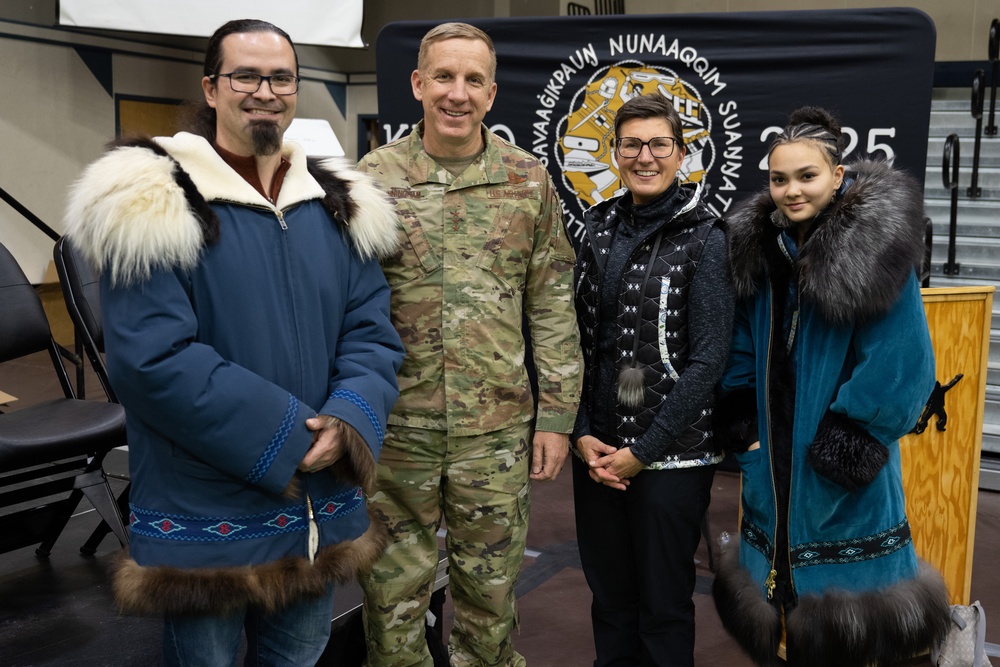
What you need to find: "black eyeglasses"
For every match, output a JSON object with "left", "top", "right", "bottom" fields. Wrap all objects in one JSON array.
[
  {"left": 616, "top": 137, "right": 678, "bottom": 158},
  {"left": 210, "top": 71, "right": 300, "bottom": 95}
]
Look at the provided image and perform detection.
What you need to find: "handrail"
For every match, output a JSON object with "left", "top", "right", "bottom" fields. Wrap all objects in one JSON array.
[
  {"left": 988, "top": 18, "right": 1000, "bottom": 135},
  {"left": 968, "top": 69, "right": 985, "bottom": 198},
  {"left": 921, "top": 216, "right": 932, "bottom": 288},
  {"left": 595, "top": 0, "right": 625, "bottom": 13},
  {"left": 942, "top": 133, "right": 962, "bottom": 276},
  {"left": 0, "top": 185, "right": 59, "bottom": 241}
]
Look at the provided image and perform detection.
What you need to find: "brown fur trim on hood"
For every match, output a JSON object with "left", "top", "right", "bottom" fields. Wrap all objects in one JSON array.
[
  {"left": 727, "top": 159, "right": 926, "bottom": 324},
  {"left": 112, "top": 513, "right": 387, "bottom": 616}
]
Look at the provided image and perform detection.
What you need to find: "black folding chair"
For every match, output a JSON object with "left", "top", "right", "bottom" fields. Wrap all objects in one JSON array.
[
  {"left": 52, "top": 236, "right": 116, "bottom": 402},
  {"left": 52, "top": 236, "right": 130, "bottom": 554},
  {"left": 0, "top": 241, "right": 128, "bottom": 557}
]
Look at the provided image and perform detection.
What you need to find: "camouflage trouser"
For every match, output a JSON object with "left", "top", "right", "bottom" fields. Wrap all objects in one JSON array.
[{"left": 361, "top": 422, "right": 532, "bottom": 667}]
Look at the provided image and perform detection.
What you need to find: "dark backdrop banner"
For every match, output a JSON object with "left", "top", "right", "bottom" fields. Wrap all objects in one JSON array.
[{"left": 374, "top": 8, "right": 935, "bottom": 242}]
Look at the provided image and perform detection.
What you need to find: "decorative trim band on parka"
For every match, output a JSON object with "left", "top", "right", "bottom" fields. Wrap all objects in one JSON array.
[
  {"left": 575, "top": 183, "right": 722, "bottom": 467},
  {"left": 64, "top": 132, "right": 404, "bottom": 615},
  {"left": 713, "top": 158, "right": 950, "bottom": 666}
]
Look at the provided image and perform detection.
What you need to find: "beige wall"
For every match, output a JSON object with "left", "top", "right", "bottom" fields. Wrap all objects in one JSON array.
[{"left": 0, "top": 37, "right": 113, "bottom": 283}]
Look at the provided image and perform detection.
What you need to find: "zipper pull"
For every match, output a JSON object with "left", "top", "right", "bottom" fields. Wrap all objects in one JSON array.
[
  {"left": 306, "top": 494, "right": 319, "bottom": 564},
  {"left": 765, "top": 569, "right": 777, "bottom": 600},
  {"left": 275, "top": 209, "right": 288, "bottom": 230}
]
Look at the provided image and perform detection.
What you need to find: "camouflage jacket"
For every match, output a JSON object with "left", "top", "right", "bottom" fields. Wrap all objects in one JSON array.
[{"left": 358, "top": 122, "right": 582, "bottom": 436}]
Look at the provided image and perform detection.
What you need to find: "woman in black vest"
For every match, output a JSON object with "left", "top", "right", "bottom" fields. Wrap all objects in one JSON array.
[{"left": 572, "top": 93, "right": 736, "bottom": 666}]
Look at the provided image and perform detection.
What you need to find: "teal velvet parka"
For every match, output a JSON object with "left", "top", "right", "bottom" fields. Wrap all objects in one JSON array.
[{"left": 713, "top": 159, "right": 950, "bottom": 667}]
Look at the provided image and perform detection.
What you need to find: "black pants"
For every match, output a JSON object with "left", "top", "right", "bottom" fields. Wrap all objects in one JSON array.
[{"left": 572, "top": 456, "right": 715, "bottom": 667}]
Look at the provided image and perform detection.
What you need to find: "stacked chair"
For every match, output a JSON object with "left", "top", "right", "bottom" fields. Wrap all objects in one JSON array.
[
  {"left": 0, "top": 241, "right": 127, "bottom": 557},
  {"left": 53, "top": 236, "right": 130, "bottom": 554}
]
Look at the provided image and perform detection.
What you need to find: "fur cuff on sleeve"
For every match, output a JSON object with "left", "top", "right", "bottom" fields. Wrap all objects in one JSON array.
[
  {"left": 330, "top": 418, "right": 376, "bottom": 492},
  {"left": 807, "top": 412, "right": 888, "bottom": 491},
  {"left": 714, "top": 388, "right": 758, "bottom": 454}
]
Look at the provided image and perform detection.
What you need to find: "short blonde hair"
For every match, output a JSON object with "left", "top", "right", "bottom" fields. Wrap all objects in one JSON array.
[{"left": 417, "top": 22, "right": 496, "bottom": 82}]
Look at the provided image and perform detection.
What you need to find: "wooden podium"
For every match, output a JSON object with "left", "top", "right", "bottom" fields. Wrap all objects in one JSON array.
[{"left": 900, "top": 285, "right": 995, "bottom": 605}]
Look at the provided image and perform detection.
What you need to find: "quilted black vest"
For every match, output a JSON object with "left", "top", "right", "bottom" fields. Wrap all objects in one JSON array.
[{"left": 576, "top": 187, "right": 717, "bottom": 463}]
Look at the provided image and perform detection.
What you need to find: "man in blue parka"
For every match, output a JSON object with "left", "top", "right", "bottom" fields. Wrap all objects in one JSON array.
[{"left": 65, "top": 19, "right": 404, "bottom": 666}]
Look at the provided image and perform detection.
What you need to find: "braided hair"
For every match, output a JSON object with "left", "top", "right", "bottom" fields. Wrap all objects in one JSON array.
[{"left": 767, "top": 106, "right": 846, "bottom": 169}]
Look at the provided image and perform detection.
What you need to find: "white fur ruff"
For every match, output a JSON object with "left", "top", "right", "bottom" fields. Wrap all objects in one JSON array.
[
  {"left": 65, "top": 134, "right": 400, "bottom": 287},
  {"left": 64, "top": 145, "right": 202, "bottom": 287}
]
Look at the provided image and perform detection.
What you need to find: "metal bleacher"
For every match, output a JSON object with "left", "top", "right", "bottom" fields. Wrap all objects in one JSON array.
[{"left": 923, "top": 83, "right": 1000, "bottom": 490}]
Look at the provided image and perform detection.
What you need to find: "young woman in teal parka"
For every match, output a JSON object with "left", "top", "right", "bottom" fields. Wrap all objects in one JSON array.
[{"left": 713, "top": 107, "right": 950, "bottom": 667}]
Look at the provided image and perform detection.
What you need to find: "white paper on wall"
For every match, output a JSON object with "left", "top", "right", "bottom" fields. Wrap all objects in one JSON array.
[{"left": 58, "top": 1, "right": 365, "bottom": 48}]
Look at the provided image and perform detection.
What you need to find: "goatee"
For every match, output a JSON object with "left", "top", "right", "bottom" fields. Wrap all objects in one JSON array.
[{"left": 249, "top": 120, "right": 281, "bottom": 156}]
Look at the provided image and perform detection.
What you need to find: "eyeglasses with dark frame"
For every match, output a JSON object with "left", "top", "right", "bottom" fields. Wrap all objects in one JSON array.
[
  {"left": 616, "top": 136, "right": 678, "bottom": 159},
  {"left": 210, "top": 71, "right": 300, "bottom": 95}
]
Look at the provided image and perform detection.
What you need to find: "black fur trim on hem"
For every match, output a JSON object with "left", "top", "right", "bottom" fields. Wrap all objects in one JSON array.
[
  {"left": 712, "top": 539, "right": 783, "bottom": 667},
  {"left": 713, "top": 540, "right": 950, "bottom": 667},
  {"left": 785, "top": 561, "right": 950, "bottom": 667},
  {"left": 807, "top": 411, "right": 888, "bottom": 491}
]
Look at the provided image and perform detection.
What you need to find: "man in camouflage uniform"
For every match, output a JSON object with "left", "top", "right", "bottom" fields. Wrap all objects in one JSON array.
[{"left": 357, "top": 22, "right": 582, "bottom": 667}]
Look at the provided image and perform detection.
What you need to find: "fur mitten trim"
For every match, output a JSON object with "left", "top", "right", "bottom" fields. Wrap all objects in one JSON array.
[
  {"left": 113, "top": 512, "right": 387, "bottom": 615},
  {"left": 808, "top": 411, "right": 888, "bottom": 491},
  {"left": 712, "top": 539, "right": 784, "bottom": 667},
  {"left": 785, "top": 561, "right": 951, "bottom": 667}
]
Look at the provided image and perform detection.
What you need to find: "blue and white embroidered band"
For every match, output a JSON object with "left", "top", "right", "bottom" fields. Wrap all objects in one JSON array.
[
  {"left": 128, "top": 488, "right": 364, "bottom": 542},
  {"left": 330, "top": 388, "right": 383, "bottom": 444},
  {"left": 246, "top": 393, "right": 297, "bottom": 484}
]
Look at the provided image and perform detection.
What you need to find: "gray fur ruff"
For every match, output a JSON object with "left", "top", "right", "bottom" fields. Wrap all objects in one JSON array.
[
  {"left": 713, "top": 539, "right": 951, "bottom": 667},
  {"left": 727, "top": 159, "right": 926, "bottom": 324}
]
